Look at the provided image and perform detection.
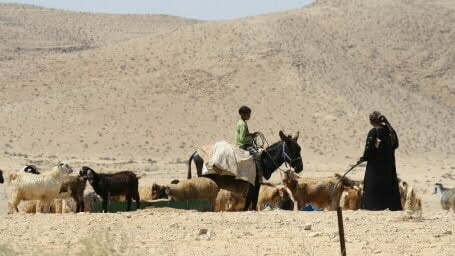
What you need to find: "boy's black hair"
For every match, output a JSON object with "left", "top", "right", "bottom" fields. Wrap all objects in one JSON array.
[{"left": 239, "top": 105, "right": 252, "bottom": 115}]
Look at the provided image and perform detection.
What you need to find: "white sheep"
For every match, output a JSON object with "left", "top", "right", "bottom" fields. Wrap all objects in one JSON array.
[
  {"left": 18, "top": 198, "right": 74, "bottom": 214},
  {"left": 7, "top": 162, "right": 73, "bottom": 213},
  {"left": 19, "top": 192, "right": 102, "bottom": 214},
  {"left": 434, "top": 183, "right": 455, "bottom": 212}
]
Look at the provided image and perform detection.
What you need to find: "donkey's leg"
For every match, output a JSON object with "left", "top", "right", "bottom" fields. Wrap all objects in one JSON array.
[
  {"left": 243, "top": 183, "right": 255, "bottom": 211},
  {"left": 251, "top": 176, "right": 261, "bottom": 211}
]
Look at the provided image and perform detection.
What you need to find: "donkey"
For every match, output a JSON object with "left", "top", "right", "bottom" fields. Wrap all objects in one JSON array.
[{"left": 187, "top": 130, "right": 303, "bottom": 211}]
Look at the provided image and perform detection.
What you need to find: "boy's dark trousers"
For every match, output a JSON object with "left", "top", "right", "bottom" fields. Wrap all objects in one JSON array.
[{"left": 240, "top": 144, "right": 260, "bottom": 159}]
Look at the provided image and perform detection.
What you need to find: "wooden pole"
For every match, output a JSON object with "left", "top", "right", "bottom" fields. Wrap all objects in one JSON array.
[
  {"left": 336, "top": 162, "right": 360, "bottom": 256},
  {"left": 337, "top": 206, "right": 347, "bottom": 256}
]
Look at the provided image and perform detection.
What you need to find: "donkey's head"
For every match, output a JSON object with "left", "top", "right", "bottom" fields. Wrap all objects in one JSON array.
[{"left": 279, "top": 130, "right": 303, "bottom": 173}]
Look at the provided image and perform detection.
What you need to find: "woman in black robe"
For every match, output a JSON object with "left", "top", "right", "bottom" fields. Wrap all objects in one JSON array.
[{"left": 358, "top": 111, "right": 402, "bottom": 211}]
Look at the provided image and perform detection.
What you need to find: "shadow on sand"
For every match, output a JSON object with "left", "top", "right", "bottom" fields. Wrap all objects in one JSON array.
[{"left": 92, "top": 199, "right": 211, "bottom": 213}]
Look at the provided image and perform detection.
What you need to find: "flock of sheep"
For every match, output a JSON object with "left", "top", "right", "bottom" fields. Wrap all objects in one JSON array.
[{"left": 0, "top": 162, "right": 454, "bottom": 214}]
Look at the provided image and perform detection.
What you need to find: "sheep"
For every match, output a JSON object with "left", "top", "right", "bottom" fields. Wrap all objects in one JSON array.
[
  {"left": 7, "top": 162, "right": 73, "bottom": 213},
  {"left": 81, "top": 166, "right": 140, "bottom": 213},
  {"left": 215, "top": 189, "right": 244, "bottom": 212},
  {"left": 108, "top": 185, "right": 154, "bottom": 202},
  {"left": 18, "top": 191, "right": 103, "bottom": 214},
  {"left": 18, "top": 198, "right": 74, "bottom": 214},
  {"left": 399, "top": 181, "right": 422, "bottom": 213},
  {"left": 152, "top": 177, "right": 219, "bottom": 211},
  {"left": 138, "top": 186, "right": 154, "bottom": 202},
  {"left": 340, "top": 186, "right": 362, "bottom": 210},
  {"left": 17, "top": 165, "right": 87, "bottom": 212},
  {"left": 0, "top": 169, "right": 3, "bottom": 184},
  {"left": 404, "top": 186, "right": 422, "bottom": 214},
  {"left": 281, "top": 170, "right": 356, "bottom": 211},
  {"left": 257, "top": 183, "right": 294, "bottom": 211},
  {"left": 83, "top": 191, "right": 102, "bottom": 212},
  {"left": 58, "top": 175, "right": 87, "bottom": 212},
  {"left": 434, "top": 183, "right": 455, "bottom": 212},
  {"left": 151, "top": 183, "right": 168, "bottom": 200},
  {"left": 214, "top": 183, "right": 294, "bottom": 212},
  {"left": 22, "top": 165, "right": 40, "bottom": 175}
]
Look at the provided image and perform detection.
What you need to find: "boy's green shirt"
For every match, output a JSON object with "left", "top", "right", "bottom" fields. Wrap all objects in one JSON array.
[{"left": 236, "top": 119, "right": 253, "bottom": 147}]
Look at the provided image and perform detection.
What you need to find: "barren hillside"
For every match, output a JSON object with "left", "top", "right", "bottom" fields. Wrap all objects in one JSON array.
[
  {"left": 0, "top": 0, "right": 453, "bottom": 165},
  {"left": 0, "top": 4, "right": 198, "bottom": 80}
]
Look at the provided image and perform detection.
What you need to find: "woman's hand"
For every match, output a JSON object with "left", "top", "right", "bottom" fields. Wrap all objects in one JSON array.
[{"left": 356, "top": 157, "right": 366, "bottom": 165}]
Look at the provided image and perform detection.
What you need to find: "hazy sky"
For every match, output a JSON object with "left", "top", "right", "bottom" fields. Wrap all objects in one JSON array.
[{"left": 0, "top": 0, "right": 312, "bottom": 20}]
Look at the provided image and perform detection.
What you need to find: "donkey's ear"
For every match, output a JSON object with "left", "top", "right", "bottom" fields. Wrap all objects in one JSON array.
[
  {"left": 279, "top": 130, "right": 288, "bottom": 141},
  {"left": 293, "top": 131, "right": 300, "bottom": 141}
]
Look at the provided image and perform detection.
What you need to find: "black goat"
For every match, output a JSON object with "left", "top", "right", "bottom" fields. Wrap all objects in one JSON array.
[
  {"left": 81, "top": 166, "right": 140, "bottom": 213},
  {"left": 0, "top": 169, "right": 4, "bottom": 184},
  {"left": 23, "top": 165, "right": 40, "bottom": 174}
]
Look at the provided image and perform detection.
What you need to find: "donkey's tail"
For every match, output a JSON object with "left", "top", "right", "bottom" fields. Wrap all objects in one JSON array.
[{"left": 187, "top": 151, "right": 197, "bottom": 179}]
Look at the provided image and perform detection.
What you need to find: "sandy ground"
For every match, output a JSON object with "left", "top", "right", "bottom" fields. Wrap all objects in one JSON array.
[
  {"left": 1, "top": 208, "right": 455, "bottom": 256},
  {"left": 0, "top": 0, "right": 454, "bottom": 255},
  {"left": 1, "top": 158, "right": 455, "bottom": 255}
]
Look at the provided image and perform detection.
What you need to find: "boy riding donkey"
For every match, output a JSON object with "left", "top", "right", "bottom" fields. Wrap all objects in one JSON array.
[
  {"left": 236, "top": 105, "right": 274, "bottom": 182},
  {"left": 185, "top": 105, "right": 304, "bottom": 211},
  {"left": 236, "top": 105, "right": 261, "bottom": 158}
]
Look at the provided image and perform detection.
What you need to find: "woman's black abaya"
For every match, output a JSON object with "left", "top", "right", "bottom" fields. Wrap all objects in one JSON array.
[{"left": 360, "top": 126, "right": 402, "bottom": 211}]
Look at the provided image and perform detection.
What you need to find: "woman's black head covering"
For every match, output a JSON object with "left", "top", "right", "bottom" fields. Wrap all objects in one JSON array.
[{"left": 369, "top": 111, "right": 383, "bottom": 125}]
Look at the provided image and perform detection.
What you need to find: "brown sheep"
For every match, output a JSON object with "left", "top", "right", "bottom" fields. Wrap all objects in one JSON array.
[
  {"left": 109, "top": 185, "right": 154, "bottom": 202},
  {"left": 215, "top": 189, "right": 244, "bottom": 212},
  {"left": 257, "top": 183, "right": 294, "bottom": 211},
  {"left": 59, "top": 176, "right": 87, "bottom": 212},
  {"left": 152, "top": 177, "right": 219, "bottom": 211},
  {"left": 340, "top": 186, "right": 362, "bottom": 210},
  {"left": 214, "top": 183, "right": 294, "bottom": 212},
  {"left": 400, "top": 181, "right": 422, "bottom": 213},
  {"left": 282, "top": 170, "right": 356, "bottom": 210}
]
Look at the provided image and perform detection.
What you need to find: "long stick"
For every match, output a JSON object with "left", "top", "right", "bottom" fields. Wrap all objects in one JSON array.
[
  {"left": 337, "top": 206, "right": 346, "bottom": 256},
  {"left": 336, "top": 162, "right": 362, "bottom": 256}
]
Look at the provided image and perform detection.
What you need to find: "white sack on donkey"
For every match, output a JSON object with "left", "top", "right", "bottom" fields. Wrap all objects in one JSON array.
[{"left": 198, "top": 141, "right": 256, "bottom": 185}]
